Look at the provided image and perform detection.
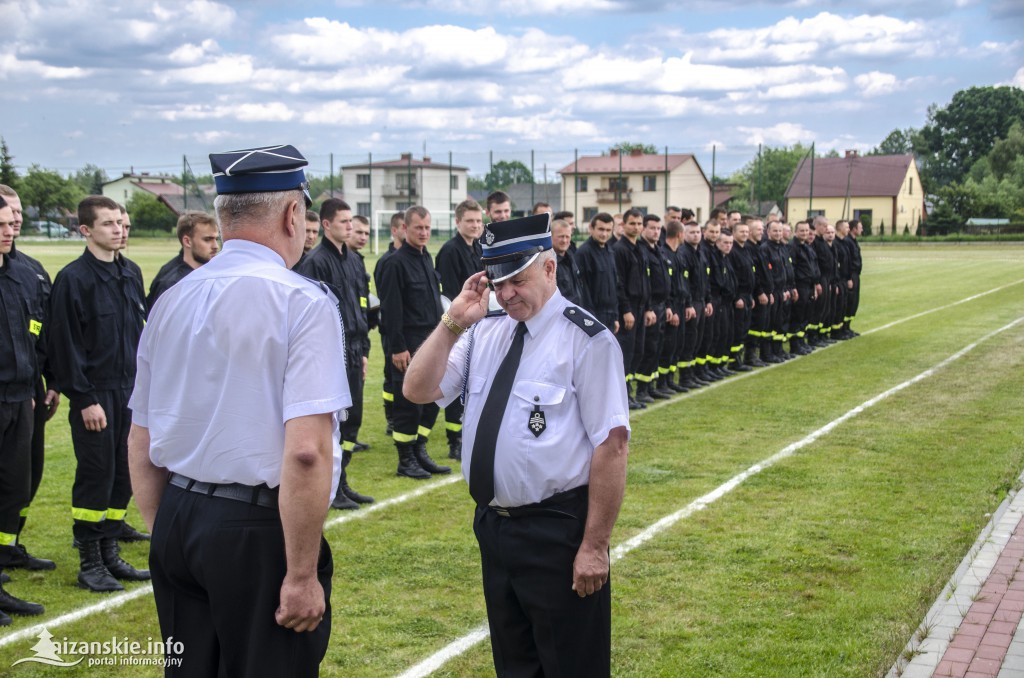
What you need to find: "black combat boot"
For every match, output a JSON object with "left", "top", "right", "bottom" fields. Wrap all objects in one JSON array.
[
  {"left": 413, "top": 441, "right": 451, "bottom": 475},
  {"left": 77, "top": 541, "right": 124, "bottom": 592},
  {"left": 448, "top": 435, "right": 462, "bottom": 461},
  {"left": 119, "top": 522, "right": 151, "bottom": 542},
  {"left": 650, "top": 376, "right": 672, "bottom": 399},
  {"left": 100, "top": 539, "right": 150, "bottom": 581},
  {"left": 0, "top": 579, "right": 44, "bottom": 617},
  {"left": 635, "top": 382, "right": 655, "bottom": 404},
  {"left": 340, "top": 450, "right": 374, "bottom": 505},
  {"left": 396, "top": 443, "right": 431, "bottom": 480},
  {"left": 5, "top": 543, "right": 55, "bottom": 571},
  {"left": 627, "top": 382, "right": 643, "bottom": 410}
]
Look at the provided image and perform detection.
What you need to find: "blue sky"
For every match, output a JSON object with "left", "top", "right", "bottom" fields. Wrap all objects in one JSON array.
[{"left": 2, "top": 0, "right": 1022, "bottom": 181}]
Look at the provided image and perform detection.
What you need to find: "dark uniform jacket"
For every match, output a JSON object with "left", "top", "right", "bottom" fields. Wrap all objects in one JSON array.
[
  {"left": 730, "top": 242, "right": 757, "bottom": 301},
  {"left": 574, "top": 237, "right": 618, "bottom": 328},
  {"left": 791, "top": 239, "right": 820, "bottom": 289},
  {"left": 0, "top": 254, "right": 43, "bottom": 401},
  {"left": 612, "top": 236, "right": 650, "bottom": 316},
  {"left": 373, "top": 243, "right": 399, "bottom": 342},
  {"left": 751, "top": 240, "right": 774, "bottom": 298},
  {"left": 435, "top": 235, "right": 483, "bottom": 300},
  {"left": 147, "top": 250, "right": 192, "bottom": 310},
  {"left": 379, "top": 244, "right": 443, "bottom": 355},
  {"left": 835, "top": 237, "right": 854, "bottom": 284},
  {"left": 9, "top": 244, "right": 52, "bottom": 385},
  {"left": 762, "top": 239, "right": 790, "bottom": 295},
  {"left": 48, "top": 248, "right": 146, "bottom": 410},
  {"left": 848, "top": 236, "right": 863, "bottom": 276},
  {"left": 296, "top": 239, "right": 370, "bottom": 367},
  {"left": 660, "top": 242, "right": 691, "bottom": 314},
  {"left": 812, "top": 237, "right": 837, "bottom": 288},
  {"left": 641, "top": 239, "right": 672, "bottom": 309},
  {"left": 555, "top": 250, "right": 589, "bottom": 308},
  {"left": 708, "top": 247, "right": 737, "bottom": 303},
  {"left": 680, "top": 242, "right": 710, "bottom": 309},
  {"left": 352, "top": 250, "right": 377, "bottom": 331}
]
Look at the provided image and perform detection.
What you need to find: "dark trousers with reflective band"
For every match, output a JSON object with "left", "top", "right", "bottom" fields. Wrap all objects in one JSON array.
[
  {"left": 639, "top": 302, "right": 666, "bottom": 382},
  {"left": 69, "top": 388, "right": 133, "bottom": 542},
  {"left": 659, "top": 313, "right": 682, "bottom": 374},
  {"left": 381, "top": 335, "right": 395, "bottom": 422},
  {"left": 340, "top": 363, "right": 364, "bottom": 451},
  {"left": 391, "top": 328, "right": 439, "bottom": 444},
  {"left": 0, "top": 399, "right": 32, "bottom": 564},
  {"left": 697, "top": 301, "right": 717, "bottom": 365},
  {"left": 444, "top": 399, "right": 463, "bottom": 443},
  {"left": 712, "top": 300, "right": 732, "bottom": 364},
  {"left": 731, "top": 297, "right": 752, "bottom": 361},
  {"left": 847, "top": 274, "right": 861, "bottom": 323},
  {"left": 681, "top": 305, "right": 704, "bottom": 369},
  {"left": 812, "top": 281, "right": 831, "bottom": 335},
  {"left": 151, "top": 484, "right": 332, "bottom": 678},
  {"left": 831, "top": 286, "right": 847, "bottom": 331},
  {"left": 615, "top": 301, "right": 646, "bottom": 381},
  {"left": 749, "top": 297, "right": 770, "bottom": 350},
  {"left": 793, "top": 286, "right": 814, "bottom": 337},
  {"left": 473, "top": 488, "right": 610, "bottom": 678}
]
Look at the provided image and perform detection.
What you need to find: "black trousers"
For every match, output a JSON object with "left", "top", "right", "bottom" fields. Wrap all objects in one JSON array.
[
  {"left": 639, "top": 302, "right": 666, "bottom": 382},
  {"left": 812, "top": 279, "right": 831, "bottom": 336},
  {"left": 444, "top": 399, "right": 463, "bottom": 443},
  {"left": 391, "top": 328, "right": 439, "bottom": 444},
  {"left": 697, "top": 301, "right": 717, "bottom": 366},
  {"left": 29, "top": 378, "right": 46, "bottom": 504},
  {"left": 340, "top": 362, "right": 364, "bottom": 451},
  {"left": 681, "top": 305, "right": 704, "bottom": 369},
  {"left": 616, "top": 302, "right": 646, "bottom": 380},
  {"left": 748, "top": 296, "right": 770, "bottom": 350},
  {"left": 712, "top": 300, "right": 733, "bottom": 364},
  {"left": 659, "top": 313, "right": 682, "bottom": 373},
  {"left": 151, "top": 484, "right": 333, "bottom": 677},
  {"left": 794, "top": 286, "right": 814, "bottom": 338},
  {"left": 70, "top": 388, "right": 133, "bottom": 542},
  {"left": 473, "top": 487, "right": 610, "bottom": 678},
  {"left": 0, "top": 399, "right": 32, "bottom": 562},
  {"left": 831, "top": 285, "right": 847, "bottom": 331},
  {"left": 847, "top": 274, "right": 861, "bottom": 323},
  {"left": 731, "top": 296, "right": 752, "bottom": 360}
]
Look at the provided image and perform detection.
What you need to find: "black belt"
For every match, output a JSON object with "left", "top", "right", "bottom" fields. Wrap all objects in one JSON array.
[
  {"left": 489, "top": 485, "right": 587, "bottom": 520},
  {"left": 168, "top": 472, "right": 279, "bottom": 509}
]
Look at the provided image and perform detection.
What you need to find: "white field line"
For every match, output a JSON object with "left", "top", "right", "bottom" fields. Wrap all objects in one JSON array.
[
  {"left": 394, "top": 316, "right": 1024, "bottom": 678},
  {"left": 1, "top": 279, "right": 1020, "bottom": 651}
]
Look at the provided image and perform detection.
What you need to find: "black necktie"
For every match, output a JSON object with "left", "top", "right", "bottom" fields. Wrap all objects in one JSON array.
[{"left": 469, "top": 321, "right": 528, "bottom": 507}]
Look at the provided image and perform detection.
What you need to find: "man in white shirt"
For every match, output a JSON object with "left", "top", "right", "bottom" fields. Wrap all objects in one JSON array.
[{"left": 128, "top": 144, "right": 350, "bottom": 677}]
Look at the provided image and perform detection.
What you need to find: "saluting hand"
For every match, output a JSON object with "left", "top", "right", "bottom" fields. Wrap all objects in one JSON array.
[{"left": 447, "top": 271, "right": 491, "bottom": 330}]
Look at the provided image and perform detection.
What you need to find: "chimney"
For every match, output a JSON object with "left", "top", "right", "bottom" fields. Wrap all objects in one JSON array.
[
  {"left": 423, "top": 156, "right": 431, "bottom": 163},
  {"left": 845, "top": 150, "right": 859, "bottom": 158},
  {"left": 400, "top": 152, "right": 412, "bottom": 161},
  {"left": 630, "top": 148, "right": 643, "bottom": 157},
  {"left": 610, "top": 149, "right": 619, "bottom": 157}
]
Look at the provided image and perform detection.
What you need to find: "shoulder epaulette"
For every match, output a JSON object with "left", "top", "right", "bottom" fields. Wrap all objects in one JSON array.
[{"left": 563, "top": 306, "right": 605, "bottom": 337}]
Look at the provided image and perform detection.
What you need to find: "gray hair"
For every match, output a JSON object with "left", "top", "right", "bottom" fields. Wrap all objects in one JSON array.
[{"left": 214, "top": 190, "right": 298, "bottom": 231}]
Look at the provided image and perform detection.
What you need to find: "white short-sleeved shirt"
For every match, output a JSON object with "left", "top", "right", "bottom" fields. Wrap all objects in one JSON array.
[
  {"left": 130, "top": 239, "right": 351, "bottom": 500},
  {"left": 438, "top": 290, "right": 630, "bottom": 507}
]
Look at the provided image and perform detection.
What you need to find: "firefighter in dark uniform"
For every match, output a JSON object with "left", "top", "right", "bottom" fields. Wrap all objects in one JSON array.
[
  {"left": 728, "top": 222, "right": 757, "bottom": 372},
  {"left": 147, "top": 211, "right": 220, "bottom": 309},
  {"left": 834, "top": 220, "right": 856, "bottom": 339},
  {"left": 434, "top": 199, "right": 484, "bottom": 461},
  {"left": 695, "top": 221, "right": 722, "bottom": 381},
  {"left": 809, "top": 217, "right": 835, "bottom": 346},
  {"left": 825, "top": 223, "right": 848, "bottom": 338},
  {"left": 761, "top": 220, "right": 791, "bottom": 362},
  {"left": 678, "top": 221, "right": 711, "bottom": 388},
  {"left": 380, "top": 206, "right": 451, "bottom": 479},
  {"left": 844, "top": 220, "right": 863, "bottom": 337},
  {"left": 659, "top": 219, "right": 692, "bottom": 392},
  {"left": 347, "top": 214, "right": 376, "bottom": 449},
  {"left": 48, "top": 196, "right": 150, "bottom": 592},
  {"left": 612, "top": 209, "right": 654, "bottom": 409},
  {"left": 639, "top": 214, "right": 674, "bottom": 399},
  {"left": 297, "top": 198, "right": 375, "bottom": 509},
  {"left": 574, "top": 213, "right": 618, "bottom": 332},
  {"left": 708, "top": 228, "right": 738, "bottom": 377},
  {"left": 0, "top": 196, "right": 47, "bottom": 622},
  {"left": 790, "top": 221, "right": 821, "bottom": 355},
  {"left": 1, "top": 185, "right": 59, "bottom": 572},
  {"left": 552, "top": 219, "right": 589, "bottom": 307},
  {"left": 374, "top": 213, "right": 406, "bottom": 437},
  {"left": 746, "top": 218, "right": 775, "bottom": 366}
]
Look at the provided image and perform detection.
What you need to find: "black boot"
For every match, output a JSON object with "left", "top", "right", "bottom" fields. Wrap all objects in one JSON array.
[
  {"left": 635, "top": 382, "right": 655, "bottom": 404},
  {"left": 414, "top": 442, "right": 451, "bottom": 475},
  {"left": 747, "top": 346, "right": 768, "bottom": 367},
  {"left": 331, "top": 484, "right": 359, "bottom": 510},
  {"left": 6, "top": 543, "right": 55, "bottom": 571},
  {"left": 396, "top": 443, "right": 431, "bottom": 479},
  {"left": 668, "top": 371, "right": 688, "bottom": 393},
  {"left": 384, "top": 398, "right": 394, "bottom": 437},
  {"left": 0, "top": 579, "right": 44, "bottom": 616},
  {"left": 352, "top": 440, "right": 371, "bottom": 452},
  {"left": 650, "top": 376, "right": 672, "bottom": 399},
  {"left": 627, "top": 382, "right": 643, "bottom": 410},
  {"left": 340, "top": 450, "right": 374, "bottom": 505},
  {"left": 119, "top": 522, "right": 151, "bottom": 542},
  {"left": 448, "top": 435, "right": 462, "bottom": 461},
  {"left": 77, "top": 541, "right": 123, "bottom": 592},
  {"left": 101, "top": 539, "right": 150, "bottom": 581}
]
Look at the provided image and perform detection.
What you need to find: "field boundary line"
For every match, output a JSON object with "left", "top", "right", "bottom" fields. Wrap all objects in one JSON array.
[{"left": 393, "top": 315, "right": 1024, "bottom": 678}]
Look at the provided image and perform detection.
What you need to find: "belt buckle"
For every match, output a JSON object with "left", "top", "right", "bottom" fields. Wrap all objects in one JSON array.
[{"left": 493, "top": 507, "right": 510, "bottom": 517}]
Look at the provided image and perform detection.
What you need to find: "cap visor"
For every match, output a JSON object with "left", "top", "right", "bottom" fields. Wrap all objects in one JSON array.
[{"left": 485, "top": 252, "right": 540, "bottom": 283}]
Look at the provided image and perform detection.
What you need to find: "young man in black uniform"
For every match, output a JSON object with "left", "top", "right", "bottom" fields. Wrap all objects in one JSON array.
[
  {"left": 0, "top": 197, "right": 47, "bottom": 622},
  {"left": 612, "top": 209, "right": 654, "bottom": 408},
  {"left": 638, "top": 214, "right": 674, "bottom": 399},
  {"left": 708, "top": 229, "right": 738, "bottom": 377},
  {"left": 728, "top": 222, "right": 757, "bottom": 372},
  {"left": 380, "top": 206, "right": 450, "bottom": 479},
  {"left": 374, "top": 212, "right": 406, "bottom": 437},
  {"left": 843, "top": 220, "right": 863, "bottom": 337},
  {"left": 696, "top": 221, "right": 723, "bottom": 380},
  {"left": 659, "top": 219, "right": 693, "bottom": 392},
  {"left": 147, "top": 211, "right": 220, "bottom": 309},
  {"left": 810, "top": 216, "right": 836, "bottom": 346},
  {"left": 678, "top": 221, "right": 712, "bottom": 388},
  {"left": 574, "top": 213, "right": 619, "bottom": 332},
  {"left": 0, "top": 184, "right": 58, "bottom": 572},
  {"left": 761, "top": 220, "right": 791, "bottom": 363},
  {"left": 746, "top": 218, "right": 775, "bottom": 366},
  {"left": 833, "top": 220, "right": 855, "bottom": 339},
  {"left": 347, "top": 214, "right": 377, "bottom": 448},
  {"left": 434, "top": 199, "right": 484, "bottom": 460},
  {"left": 297, "top": 199, "right": 374, "bottom": 510},
  {"left": 790, "top": 221, "right": 821, "bottom": 355},
  {"left": 48, "top": 196, "right": 150, "bottom": 592}
]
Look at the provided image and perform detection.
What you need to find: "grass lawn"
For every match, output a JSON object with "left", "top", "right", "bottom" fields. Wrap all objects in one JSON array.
[{"left": 1, "top": 239, "right": 1022, "bottom": 676}]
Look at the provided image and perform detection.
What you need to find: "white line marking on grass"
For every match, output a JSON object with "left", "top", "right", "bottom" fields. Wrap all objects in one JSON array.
[
  {"left": 394, "top": 316, "right": 1024, "bottom": 678},
  {"left": 324, "top": 475, "right": 462, "bottom": 529},
  {"left": 863, "top": 278, "right": 1024, "bottom": 336}
]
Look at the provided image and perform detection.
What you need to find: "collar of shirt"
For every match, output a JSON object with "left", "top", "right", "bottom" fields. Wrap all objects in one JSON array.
[
  {"left": 219, "top": 238, "right": 287, "bottom": 268},
  {"left": 517, "top": 288, "right": 565, "bottom": 341},
  {"left": 81, "top": 246, "right": 120, "bottom": 281}
]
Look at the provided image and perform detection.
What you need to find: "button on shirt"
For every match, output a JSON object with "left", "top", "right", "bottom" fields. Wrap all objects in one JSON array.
[
  {"left": 129, "top": 240, "right": 352, "bottom": 499},
  {"left": 437, "top": 291, "right": 631, "bottom": 507}
]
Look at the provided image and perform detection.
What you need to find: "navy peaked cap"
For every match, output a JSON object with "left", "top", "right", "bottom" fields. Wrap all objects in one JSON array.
[
  {"left": 210, "top": 144, "right": 311, "bottom": 206},
  {"left": 479, "top": 213, "right": 552, "bottom": 283}
]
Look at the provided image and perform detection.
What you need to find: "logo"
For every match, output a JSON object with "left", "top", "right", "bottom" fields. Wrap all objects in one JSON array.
[
  {"left": 484, "top": 228, "right": 495, "bottom": 245},
  {"left": 528, "top": 409, "right": 546, "bottom": 437},
  {"left": 583, "top": 318, "right": 594, "bottom": 327},
  {"left": 12, "top": 629, "right": 83, "bottom": 667}
]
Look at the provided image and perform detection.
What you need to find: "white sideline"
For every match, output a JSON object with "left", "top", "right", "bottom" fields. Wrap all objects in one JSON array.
[
  {"left": 1, "top": 280, "right": 1020, "bottom": 652},
  {"left": 393, "top": 316, "right": 1024, "bottom": 678}
]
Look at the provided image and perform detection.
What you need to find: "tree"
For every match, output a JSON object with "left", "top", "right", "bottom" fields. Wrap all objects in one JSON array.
[
  {"left": 71, "top": 164, "right": 108, "bottom": 195},
  {"left": 306, "top": 171, "right": 343, "bottom": 204},
  {"left": 609, "top": 142, "right": 658, "bottom": 155},
  {"left": 19, "top": 165, "right": 84, "bottom": 224},
  {"left": 0, "top": 137, "right": 18, "bottom": 191},
  {"left": 126, "top": 191, "right": 177, "bottom": 232},
  {"left": 987, "top": 121, "right": 1024, "bottom": 181},
  {"left": 484, "top": 160, "right": 533, "bottom": 192},
  {"left": 732, "top": 143, "right": 810, "bottom": 209},
  {"left": 917, "top": 86, "right": 1024, "bottom": 187},
  {"left": 869, "top": 128, "right": 918, "bottom": 156}
]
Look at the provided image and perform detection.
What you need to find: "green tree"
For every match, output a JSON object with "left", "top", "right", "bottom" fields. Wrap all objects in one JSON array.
[
  {"left": 306, "top": 171, "right": 343, "bottom": 204},
  {"left": 126, "top": 191, "right": 177, "bottom": 232},
  {"left": 609, "top": 142, "right": 659, "bottom": 155},
  {"left": 987, "top": 121, "right": 1024, "bottom": 181},
  {"left": 484, "top": 160, "right": 533, "bottom": 192},
  {"left": 19, "top": 165, "right": 84, "bottom": 224},
  {"left": 733, "top": 143, "right": 810, "bottom": 209},
  {"left": 918, "top": 85, "right": 1024, "bottom": 187},
  {"left": 0, "top": 137, "right": 18, "bottom": 191},
  {"left": 71, "top": 163, "right": 109, "bottom": 195},
  {"left": 467, "top": 176, "right": 487, "bottom": 193},
  {"left": 869, "top": 128, "right": 918, "bottom": 156}
]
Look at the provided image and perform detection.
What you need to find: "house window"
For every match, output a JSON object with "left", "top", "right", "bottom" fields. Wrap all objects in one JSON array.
[
  {"left": 583, "top": 207, "right": 598, "bottom": 223},
  {"left": 356, "top": 174, "right": 371, "bottom": 189},
  {"left": 575, "top": 176, "right": 588, "bottom": 192},
  {"left": 396, "top": 201, "right": 412, "bottom": 211},
  {"left": 608, "top": 177, "right": 628, "bottom": 192},
  {"left": 908, "top": 177, "right": 913, "bottom": 195},
  {"left": 357, "top": 202, "right": 371, "bottom": 217},
  {"left": 642, "top": 175, "right": 657, "bottom": 191},
  {"left": 853, "top": 209, "right": 872, "bottom": 226},
  {"left": 696, "top": 207, "right": 702, "bottom": 223},
  {"left": 396, "top": 173, "right": 411, "bottom": 189},
  {"left": 450, "top": 175, "right": 459, "bottom": 190},
  {"left": 635, "top": 206, "right": 648, "bottom": 216},
  {"left": 806, "top": 209, "right": 825, "bottom": 219}
]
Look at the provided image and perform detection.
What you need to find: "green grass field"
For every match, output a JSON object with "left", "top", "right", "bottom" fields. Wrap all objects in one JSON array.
[{"left": 1, "top": 238, "right": 1023, "bottom": 676}]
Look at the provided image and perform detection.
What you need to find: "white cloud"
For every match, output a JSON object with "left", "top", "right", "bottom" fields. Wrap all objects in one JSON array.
[
  {"left": 410, "top": 0, "right": 621, "bottom": 14},
  {"left": 168, "top": 39, "right": 221, "bottom": 65},
  {"left": 158, "top": 101, "right": 294, "bottom": 122},
  {"left": 853, "top": 71, "right": 899, "bottom": 97},
  {"left": 737, "top": 123, "right": 815, "bottom": 146},
  {"left": 160, "top": 55, "right": 254, "bottom": 85},
  {"left": 1008, "top": 67, "right": 1024, "bottom": 88},
  {"left": 0, "top": 53, "right": 90, "bottom": 80}
]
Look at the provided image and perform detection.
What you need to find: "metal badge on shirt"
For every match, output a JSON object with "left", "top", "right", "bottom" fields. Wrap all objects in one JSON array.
[{"left": 528, "top": 396, "right": 546, "bottom": 437}]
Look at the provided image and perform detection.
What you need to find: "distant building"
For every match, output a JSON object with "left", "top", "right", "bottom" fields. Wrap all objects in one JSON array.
[
  {"left": 102, "top": 173, "right": 183, "bottom": 209},
  {"left": 784, "top": 152, "right": 925, "bottom": 233},
  {"left": 558, "top": 149, "right": 712, "bottom": 225},
  {"left": 504, "top": 182, "right": 561, "bottom": 217}
]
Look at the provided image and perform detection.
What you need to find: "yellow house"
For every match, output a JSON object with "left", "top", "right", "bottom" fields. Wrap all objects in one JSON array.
[
  {"left": 558, "top": 149, "right": 712, "bottom": 225},
  {"left": 784, "top": 152, "right": 925, "bottom": 235}
]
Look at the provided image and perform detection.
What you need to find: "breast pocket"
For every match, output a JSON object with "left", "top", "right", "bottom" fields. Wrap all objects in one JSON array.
[{"left": 509, "top": 380, "right": 567, "bottom": 440}]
